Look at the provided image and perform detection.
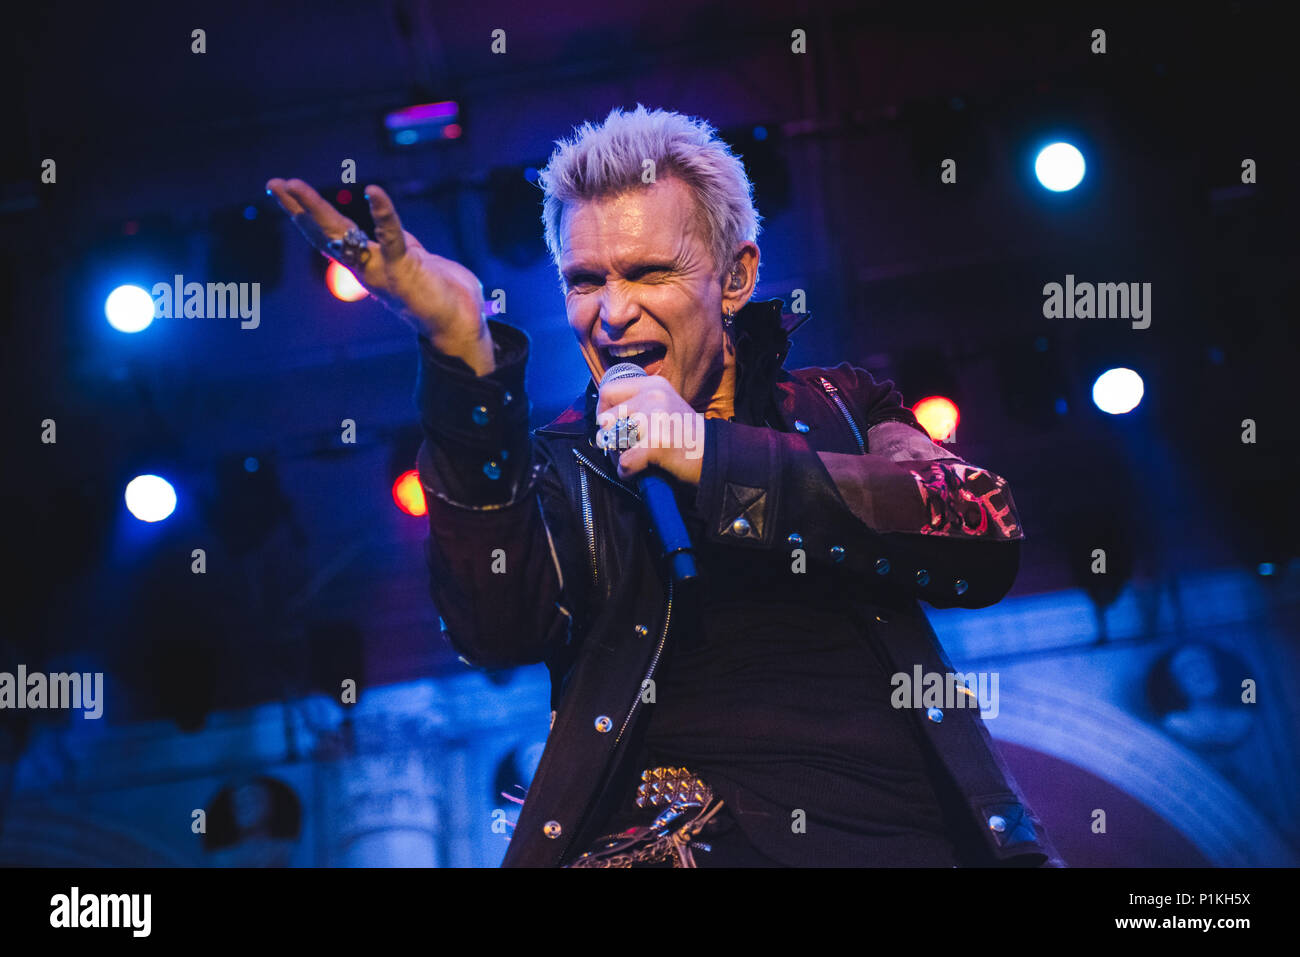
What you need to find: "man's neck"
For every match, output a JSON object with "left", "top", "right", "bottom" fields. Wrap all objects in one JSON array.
[{"left": 700, "top": 348, "right": 737, "bottom": 421}]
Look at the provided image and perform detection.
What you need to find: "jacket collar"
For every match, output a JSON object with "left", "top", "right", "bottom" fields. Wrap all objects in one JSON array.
[{"left": 537, "top": 297, "right": 811, "bottom": 436}]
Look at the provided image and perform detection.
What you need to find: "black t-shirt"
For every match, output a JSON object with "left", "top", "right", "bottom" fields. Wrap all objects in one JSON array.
[{"left": 596, "top": 496, "right": 960, "bottom": 866}]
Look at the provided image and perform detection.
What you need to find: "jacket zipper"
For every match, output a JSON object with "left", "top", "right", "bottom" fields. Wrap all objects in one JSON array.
[
  {"left": 575, "top": 464, "right": 598, "bottom": 591},
  {"left": 817, "top": 376, "right": 865, "bottom": 454},
  {"left": 615, "top": 577, "right": 672, "bottom": 746},
  {"left": 572, "top": 448, "right": 642, "bottom": 502},
  {"left": 572, "top": 447, "right": 642, "bottom": 590}
]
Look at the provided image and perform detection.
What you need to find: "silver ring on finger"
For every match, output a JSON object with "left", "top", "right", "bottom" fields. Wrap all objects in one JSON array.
[
  {"left": 597, "top": 417, "right": 641, "bottom": 451},
  {"left": 327, "top": 226, "right": 370, "bottom": 268}
]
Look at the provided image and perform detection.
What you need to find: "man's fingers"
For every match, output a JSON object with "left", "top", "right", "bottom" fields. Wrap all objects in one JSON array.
[
  {"left": 273, "top": 177, "right": 359, "bottom": 251},
  {"left": 615, "top": 445, "right": 648, "bottom": 479},
  {"left": 596, "top": 377, "right": 647, "bottom": 415},
  {"left": 285, "top": 178, "right": 357, "bottom": 249},
  {"left": 265, "top": 178, "right": 304, "bottom": 217},
  {"left": 364, "top": 185, "right": 408, "bottom": 262},
  {"left": 597, "top": 375, "right": 672, "bottom": 415}
]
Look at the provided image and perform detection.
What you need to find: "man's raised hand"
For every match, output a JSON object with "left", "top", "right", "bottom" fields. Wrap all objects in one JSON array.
[{"left": 265, "top": 178, "right": 495, "bottom": 374}]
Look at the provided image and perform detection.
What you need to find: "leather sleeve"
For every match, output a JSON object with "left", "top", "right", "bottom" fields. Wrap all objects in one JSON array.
[
  {"left": 413, "top": 319, "right": 532, "bottom": 505},
  {"left": 414, "top": 321, "right": 577, "bottom": 667},
  {"left": 693, "top": 365, "right": 1024, "bottom": 609}
]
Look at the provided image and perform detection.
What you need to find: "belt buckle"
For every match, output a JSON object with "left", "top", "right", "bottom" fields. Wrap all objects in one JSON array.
[
  {"left": 567, "top": 765, "right": 722, "bottom": 868},
  {"left": 636, "top": 765, "right": 712, "bottom": 809}
]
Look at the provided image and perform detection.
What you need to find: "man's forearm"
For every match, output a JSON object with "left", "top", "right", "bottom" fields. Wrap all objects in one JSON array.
[{"left": 694, "top": 416, "right": 1024, "bottom": 608}]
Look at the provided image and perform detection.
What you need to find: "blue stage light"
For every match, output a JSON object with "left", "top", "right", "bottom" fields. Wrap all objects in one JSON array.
[
  {"left": 105, "top": 284, "right": 156, "bottom": 333},
  {"left": 1034, "top": 142, "right": 1086, "bottom": 192},
  {"left": 125, "top": 474, "right": 177, "bottom": 522},
  {"left": 1092, "top": 368, "right": 1144, "bottom": 415}
]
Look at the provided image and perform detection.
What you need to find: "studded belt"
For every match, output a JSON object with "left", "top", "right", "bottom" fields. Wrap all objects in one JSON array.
[{"left": 566, "top": 766, "right": 725, "bottom": 868}]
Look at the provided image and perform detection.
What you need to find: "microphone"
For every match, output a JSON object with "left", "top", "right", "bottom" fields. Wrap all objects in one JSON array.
[{"left": 599, "top": 362, "right": 700, "bottom": 584}]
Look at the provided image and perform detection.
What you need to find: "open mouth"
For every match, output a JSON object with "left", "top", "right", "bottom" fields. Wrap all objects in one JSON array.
[{"left": 601, "top": 342, "right": 668, "bottom": 371}]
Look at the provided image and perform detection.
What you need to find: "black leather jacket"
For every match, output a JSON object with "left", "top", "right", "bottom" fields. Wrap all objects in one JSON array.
[{"left": 415, "top": 298, "right": 1062, "bottom": 867}]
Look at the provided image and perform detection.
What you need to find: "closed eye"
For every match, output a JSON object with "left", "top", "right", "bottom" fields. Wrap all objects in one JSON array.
[
  {"left": 564, "top": 272, "right": 603, "bottom": 291},
  {"left": 629, "top": 265, "right": 673, "bottom": 280},
  {"left": 564, "top": 263, "right": 676, "bottom": 291}
]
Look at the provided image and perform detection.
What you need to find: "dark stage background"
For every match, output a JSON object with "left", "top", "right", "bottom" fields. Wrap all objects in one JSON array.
[{"left": 1, "top": 1, "right": 1296, "bottom": 867}]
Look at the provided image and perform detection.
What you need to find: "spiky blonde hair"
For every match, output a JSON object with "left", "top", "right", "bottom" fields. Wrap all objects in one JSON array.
[{"left": 538, "top": 104, "right": 762, "bottom": 285}]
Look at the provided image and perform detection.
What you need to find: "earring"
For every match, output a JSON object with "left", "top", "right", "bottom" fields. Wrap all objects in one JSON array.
[{"left": 722, "top": 306, "right": 734, "bottom": 332}]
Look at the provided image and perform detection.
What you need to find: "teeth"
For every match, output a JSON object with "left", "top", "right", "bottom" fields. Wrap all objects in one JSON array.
[{"left": 608, "top": 343, "right": 658, "bottom": 359}]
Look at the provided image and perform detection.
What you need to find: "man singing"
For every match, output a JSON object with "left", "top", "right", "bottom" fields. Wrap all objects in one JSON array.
[{"left": 267, "top": 105, "right": 1061, "bottom": 868}]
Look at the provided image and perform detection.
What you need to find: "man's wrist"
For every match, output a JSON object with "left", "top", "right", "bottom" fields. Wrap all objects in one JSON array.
[
  {"left": 426, "top": 322, "right": 497, "bottom": 377},
  {"left": 416, "top": 320, "right": 529, "bottom": 429},
  {"left": 414, "top": 319, "right": 532, "bottom": 503}
]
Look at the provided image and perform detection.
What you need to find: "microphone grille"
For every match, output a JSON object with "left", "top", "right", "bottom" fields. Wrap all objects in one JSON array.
[{"left": 600, "top": 362, "right": 647, "bottom": 387}]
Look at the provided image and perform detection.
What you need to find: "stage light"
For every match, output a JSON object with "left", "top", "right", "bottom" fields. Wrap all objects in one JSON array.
[
  {"left": 388, "top": 427, "right": 425, "bottom": 517},
  {"left": 392, "top": 469, "right": 427, "bottom": 517},
  {"left": 105, "top": 284, "right": 156, "bottom": 333},
  {"left": 900, "top": 346, "right": 963, "bottom": 436},
  {"left": 86, "top": 217, "right": 180, "bottom": 332},
  {"left": 1034, "top": 142, "right": 1086, "bottom": 191},
  {"left": 125, "top": 474, "right": 177, "bottom": 522},
  {"left": 384, "top": 100, "right": 460, "bottom": 147},
  {"left": 913, "top": 396, "right": 960, "bottom": 442},
  {"left": 326, "top": 260, "right": 367, "bottom": 302},
  {"left": 1092, "top": 367, "right": 1144, "bottom": 414}
]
